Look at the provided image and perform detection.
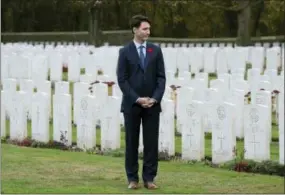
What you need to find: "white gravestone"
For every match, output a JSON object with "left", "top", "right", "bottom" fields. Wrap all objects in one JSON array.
[
  {"left": 49, "top": 53, "right": 63, "bottom": 81},
  {"left": 73, "top": 82, "right": 90, "bottom": 125},
  {"left": 101, "top": 96, "right": 121, "bottom": 151},
  {"left": 225, "top": 89, "right": 245, "bottom": 138},
  {"left": 19, "top": 79, "right": 34, "bottom": 120},
  {"left": 1, "top": 91, "right": 7, "bottom": 137},
  {"left": 32, "top": 55, "right": 49, "bottom": 85},
  {"left": 67, "top": 54, "right": 81, "bottom": 82},
  {"left": 244, "top": 104, "right": 270, "bottom": 162},
  {"left": 176, "top": 87, "right": 195, "bottom": 133},
  {"left": 159, "top": 98, "right": 175, "bottom": 156},
  {"left": 2, "top": 79, "right": 17, "bottom": 118},
  {"left": 9, "top": 91, "right": 28, "bottom": 141},
  {"left": 203, "top": 88, "right": 224, "bottom": 133},
  {"left": 53, "top": 94, "right": 72, "bottom": 146},
  {"left": 77, "top": 94, "right": 97, "bottom": 150},
  {"left": 31, "top": 92, "right": 50, "bottom": 143},
  {"left": 181, "top": 100, "right": 205, "bottom": 161},
  {"left": 210, "top": 102, "right": 236, "bottom": 164},
  {"left": 37, "top": 80, "right": 51, "bottom": 119},
  {"left": 55, "top": 81, "right": 70, "bottom": 94},
  {"left": 139, "top": 124, "right": 144, "bottom": 153},
  {"left": 93, "top": 83, "right": 109, "bottom": 124},
  {"left": 254, "top": 90, "right": 272, "bottom": 143}
]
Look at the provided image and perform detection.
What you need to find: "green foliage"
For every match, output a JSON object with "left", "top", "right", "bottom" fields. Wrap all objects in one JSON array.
[{"left": 1, "top": 0, "right": 284, "bottom": 37}]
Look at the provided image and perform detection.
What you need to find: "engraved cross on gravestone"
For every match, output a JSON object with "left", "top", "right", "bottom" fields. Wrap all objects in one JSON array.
[
  {"left": 186, "top": 104, "right": 195, "bottom": 117},
  {"left": 215, "top": 134, "right": 226, "bottom": 154},
  {"left": 250, "top": 134, "right": 260, "bottom": 158},
  {"left": 186, "top": 133, "right": 195, "bottom": 147}
]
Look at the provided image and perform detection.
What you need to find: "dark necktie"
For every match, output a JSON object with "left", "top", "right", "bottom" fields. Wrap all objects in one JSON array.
[{"left": 139, "top": 45, "right": 145, "bottom": 68}]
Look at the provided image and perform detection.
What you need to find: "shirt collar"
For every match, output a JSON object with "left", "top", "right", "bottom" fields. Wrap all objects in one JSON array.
[{"left": 133, "top": 39, "right": 147, "bottom": 49}]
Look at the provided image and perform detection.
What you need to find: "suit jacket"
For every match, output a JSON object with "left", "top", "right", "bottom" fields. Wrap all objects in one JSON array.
[{"left": 116, "top": 41, "right": 166, "bottom": 114}]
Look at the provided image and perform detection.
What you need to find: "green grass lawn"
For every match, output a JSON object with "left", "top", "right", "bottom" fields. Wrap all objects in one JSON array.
[{"left": 2, "top": 143, "right": 284, "bottom": 194}]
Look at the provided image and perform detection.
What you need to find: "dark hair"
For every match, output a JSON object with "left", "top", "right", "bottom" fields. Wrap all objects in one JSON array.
[{"left": 130, "top": 15, "right": 151, "bottom": 34}]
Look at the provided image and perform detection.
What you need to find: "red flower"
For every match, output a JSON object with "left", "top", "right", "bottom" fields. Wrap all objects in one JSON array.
[
  {"left": 147, "top": 48, "right": 153, "bottom": 53},
  {"left": 103, "top": 81, "right": 115, "bottom": 86}
]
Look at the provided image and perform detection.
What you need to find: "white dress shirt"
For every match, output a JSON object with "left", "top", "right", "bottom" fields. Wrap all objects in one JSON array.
[{"left": 133, "top": 40, "right": 146, "bottom": 57}]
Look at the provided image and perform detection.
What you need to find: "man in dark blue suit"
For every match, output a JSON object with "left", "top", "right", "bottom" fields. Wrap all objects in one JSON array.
[{"left": 116, "top": 15, "right": 166, "bottom": 189}]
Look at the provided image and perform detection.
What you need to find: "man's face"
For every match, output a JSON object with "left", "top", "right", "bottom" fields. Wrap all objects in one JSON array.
[{"left": 134, "top": 21, "right": 150, "bottom": 41}]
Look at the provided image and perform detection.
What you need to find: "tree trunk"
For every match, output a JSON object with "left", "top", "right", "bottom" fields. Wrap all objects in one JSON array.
[
  {"left": 237, "top": 1, "right": 252, "bottom": 46},
  {"left": 251, "top": 0, "right": 264, "bottom": 36},
  {"left": 4, "top": 8, "right": 14, "bottom": 32},
  {"left": 89, "top": 7, "right": 101, "bottom": 46},
  {"left": 224, "top": 10, "right": 238, "bottom": 37}
]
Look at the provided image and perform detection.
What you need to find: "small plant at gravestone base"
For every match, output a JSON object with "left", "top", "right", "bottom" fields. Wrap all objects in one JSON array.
[
  {"left": 208, "top": 72, "right": 217, "bottom": 78},
  {"left": 97, "top": 70, "right": 103, "bottom": 75},
  {"left": 60, "top": 130, "right": 69, "bottom": 146}
]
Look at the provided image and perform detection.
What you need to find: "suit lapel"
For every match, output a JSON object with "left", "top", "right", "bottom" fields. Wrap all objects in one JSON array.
[
  {"left": 129, "top": 41, "right": 144, "bottom": 70},
  {"left": 145, "top": 42, "right": 153, "bottom": 70}
]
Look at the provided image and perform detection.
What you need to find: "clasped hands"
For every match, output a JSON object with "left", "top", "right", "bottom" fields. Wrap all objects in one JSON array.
[{"left": 137, "top": 97, "right": 156, "bottom": 108}]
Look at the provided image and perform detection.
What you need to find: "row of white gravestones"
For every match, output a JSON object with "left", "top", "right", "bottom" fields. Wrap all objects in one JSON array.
[
  {"left": 178, "top": 99, "right": 274, "bottom": 164},
  {"left": 172, "top": 46, "right": 283, "bottom": 75},
  {"left": 1, "top": 79, "right": 282, "bottom": 163},
  {"left": 2, "top": 48, "right": 119, "bottom": 84},
  {"left": 1, "top": 87, "right": 122, "bottom": 151},
  {"left": 1, "top": 89, "right": 283, "bottom": 164},
  {"left": 1, "top": 78, "right": 52, "bottom": 119},
  {"left": 170, "top": 84, "right": 279, "bottom": 164},
  {"left": 53, "top": 91, "right": 121, "bottom": 151},
  {"left": 2, "top": 45, "right": 282, "bottom": 86}
]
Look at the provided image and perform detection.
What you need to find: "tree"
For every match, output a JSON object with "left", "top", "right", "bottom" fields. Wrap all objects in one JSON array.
[{"left": 198, "top": 0, "right": 264, "bottom": 46}]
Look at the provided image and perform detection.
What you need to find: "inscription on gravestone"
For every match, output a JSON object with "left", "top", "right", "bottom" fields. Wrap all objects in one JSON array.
[
  {"left": 213, "top": 122, "right": 222, "bottom": 130},
  {"left": 250, "top": 108, "right": 259, "bottom": 124},
  {"left": 217, "top": 106, "right": 226, "bottom": 120},
  {"left": 186, "top": 104, "right": 195, "bottom": 117},
  {"left": 256, "top": 96, "right": 265, "bottom": 105},
  {"left": 80, "top": 98, "right": 88, "bottom": 119}
]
